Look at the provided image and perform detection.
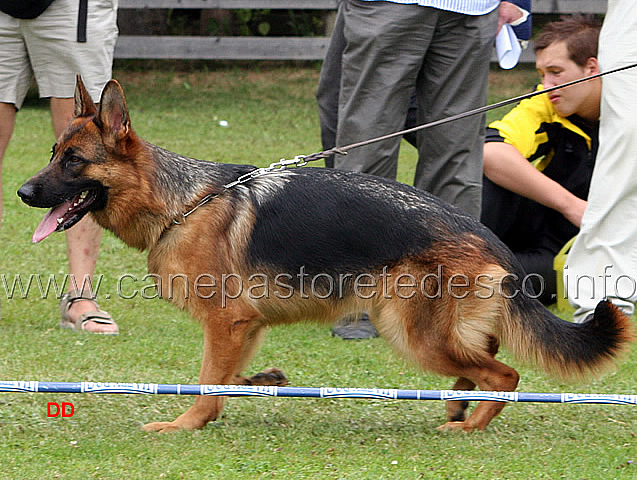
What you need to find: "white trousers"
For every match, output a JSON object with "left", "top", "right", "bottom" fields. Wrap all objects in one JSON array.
[{"left": 564, "top": 0, "right": 637, "bottom": 321}]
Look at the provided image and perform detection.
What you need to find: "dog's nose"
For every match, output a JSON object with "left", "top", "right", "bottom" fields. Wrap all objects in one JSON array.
[{"left": 17, "top": 183, "right": 36, "bottom": 204}]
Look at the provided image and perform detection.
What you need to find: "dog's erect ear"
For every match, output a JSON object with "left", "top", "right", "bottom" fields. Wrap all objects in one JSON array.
[
  {"left": 96, "top": 79, "right": 130, "bottom": 143},
  {"left": 74, "top": 75, "right": 97, "bottom": 117}
]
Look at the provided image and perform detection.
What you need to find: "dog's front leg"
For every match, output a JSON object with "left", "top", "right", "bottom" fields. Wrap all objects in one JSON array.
[{"left": 142, "top": 308, "right": 262, "bottom": 433}]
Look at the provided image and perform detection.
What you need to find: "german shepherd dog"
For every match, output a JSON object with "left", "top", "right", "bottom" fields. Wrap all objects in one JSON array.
[{"left": 19, "top": 77, "right": 632, "bottom": 433}]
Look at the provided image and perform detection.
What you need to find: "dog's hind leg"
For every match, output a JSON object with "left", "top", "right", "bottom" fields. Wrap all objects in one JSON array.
[
  {"left": 438, "top": 357, "right": 519, "bottom": 432},
  {"left": 446, "top": 377, "right": 476, "bottom": 422},
  {"left": 445, "top": 335, "right": 500, "bottom": 422},
  {"left": 142, "top": 307, "right": 266, "bottom": 433}
]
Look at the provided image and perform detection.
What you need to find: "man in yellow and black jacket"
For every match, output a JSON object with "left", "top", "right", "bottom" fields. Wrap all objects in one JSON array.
[{"left": 481, "top": 15, "right": 601, "bottom": 304}]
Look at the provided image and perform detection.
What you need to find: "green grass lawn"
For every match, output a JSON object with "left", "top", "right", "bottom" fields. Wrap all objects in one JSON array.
[{"left": 0, "top": 64, "right": 634, "bottom": 479}]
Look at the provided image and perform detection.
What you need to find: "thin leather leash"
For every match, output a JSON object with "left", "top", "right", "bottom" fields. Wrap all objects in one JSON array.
[
  {"left": 174, "top": 62, "right": 637, "bottom": 224},
  {"left": 305, "top": 62, "right": 637, "bottom": 164}
]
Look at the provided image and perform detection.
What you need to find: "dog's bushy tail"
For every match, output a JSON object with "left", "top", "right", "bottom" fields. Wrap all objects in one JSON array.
[{"left": 502, "top": 297, "right": 633, "bottom": 380}]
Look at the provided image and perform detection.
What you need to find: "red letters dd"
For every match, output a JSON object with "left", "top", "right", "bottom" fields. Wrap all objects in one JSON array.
[{"left": 47, "top": 402, "right": 75, "bottom": 417}]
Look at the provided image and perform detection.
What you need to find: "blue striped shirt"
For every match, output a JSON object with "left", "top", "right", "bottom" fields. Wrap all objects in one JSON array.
[{"left": 359, "top": 0, "right": 501, "bottom": 15}]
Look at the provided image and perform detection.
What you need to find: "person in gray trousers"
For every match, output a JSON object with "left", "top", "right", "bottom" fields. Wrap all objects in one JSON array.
[{"left": 318, "top": 0, "right": 530, "bottom": 339}]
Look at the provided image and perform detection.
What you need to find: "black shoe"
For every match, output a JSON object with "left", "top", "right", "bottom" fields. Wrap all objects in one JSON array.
[{"left": 331, "top": 313, "right": 379, "bottom": 340}]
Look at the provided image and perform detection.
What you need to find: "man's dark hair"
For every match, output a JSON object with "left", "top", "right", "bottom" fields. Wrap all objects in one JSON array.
[{"left": 534, "top": 14, "right": 602, "bottom": 67}]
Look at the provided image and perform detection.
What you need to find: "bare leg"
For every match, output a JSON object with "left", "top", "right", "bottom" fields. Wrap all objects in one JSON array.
[
  {"left": 50, "top": 98, "right": 115, "bottom": 334},
  {"left": 0, "top": 102, "right": 18, "bottom": 225}
]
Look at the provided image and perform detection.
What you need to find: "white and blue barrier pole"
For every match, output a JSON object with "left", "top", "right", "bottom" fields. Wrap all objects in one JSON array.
[{"left": 1, "top": 381, "right": 636, "bottom": 405}]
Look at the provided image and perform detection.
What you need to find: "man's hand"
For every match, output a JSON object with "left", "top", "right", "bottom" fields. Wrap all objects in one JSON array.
[{"left": 498, "top": 1, "right": 524, "bottom": 33}]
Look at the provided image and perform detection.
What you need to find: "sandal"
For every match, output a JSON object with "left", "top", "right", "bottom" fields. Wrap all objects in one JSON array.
[{"left": 59, "top": 290, "right": 119, "bottom": 335}]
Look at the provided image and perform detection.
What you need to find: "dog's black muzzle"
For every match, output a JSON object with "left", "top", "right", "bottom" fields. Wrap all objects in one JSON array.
[{"left": 17, "top": 182, "right": 42, "bottom": 207}]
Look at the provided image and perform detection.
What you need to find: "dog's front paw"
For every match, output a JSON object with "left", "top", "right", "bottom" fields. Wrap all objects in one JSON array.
[
  {"left": 142, "top": 421, "right": 183, "bottom": 433},
  {"left": 249, "top": 367, "right": 289, "bottom": 386}
]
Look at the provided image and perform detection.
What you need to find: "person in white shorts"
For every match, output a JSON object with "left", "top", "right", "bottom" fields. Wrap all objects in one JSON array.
[{"left": 0, "top": 0, "right": 120, "bottom": 333}]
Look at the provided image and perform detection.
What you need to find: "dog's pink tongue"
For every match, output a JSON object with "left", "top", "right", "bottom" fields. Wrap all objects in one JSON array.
[{"left": 32, "top": 202, "right": 70, "bottom": 243}]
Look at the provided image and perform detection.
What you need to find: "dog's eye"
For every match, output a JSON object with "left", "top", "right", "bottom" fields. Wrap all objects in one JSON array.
[
  {"left": 62, "top": 148, "right": 85, "bottom": 164},
  {"left": 63, "top": 155, "right": 87, "bottom": 168}
]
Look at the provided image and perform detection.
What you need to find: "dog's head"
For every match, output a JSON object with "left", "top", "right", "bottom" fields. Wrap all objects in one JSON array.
[{"left": 18, "top": 76, "right": 134, "bottom": 243}]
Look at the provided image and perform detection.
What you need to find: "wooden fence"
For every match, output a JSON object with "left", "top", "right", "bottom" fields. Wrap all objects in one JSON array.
[{"left": 116, "top": 0, "right": 607, "bottom": 61}]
